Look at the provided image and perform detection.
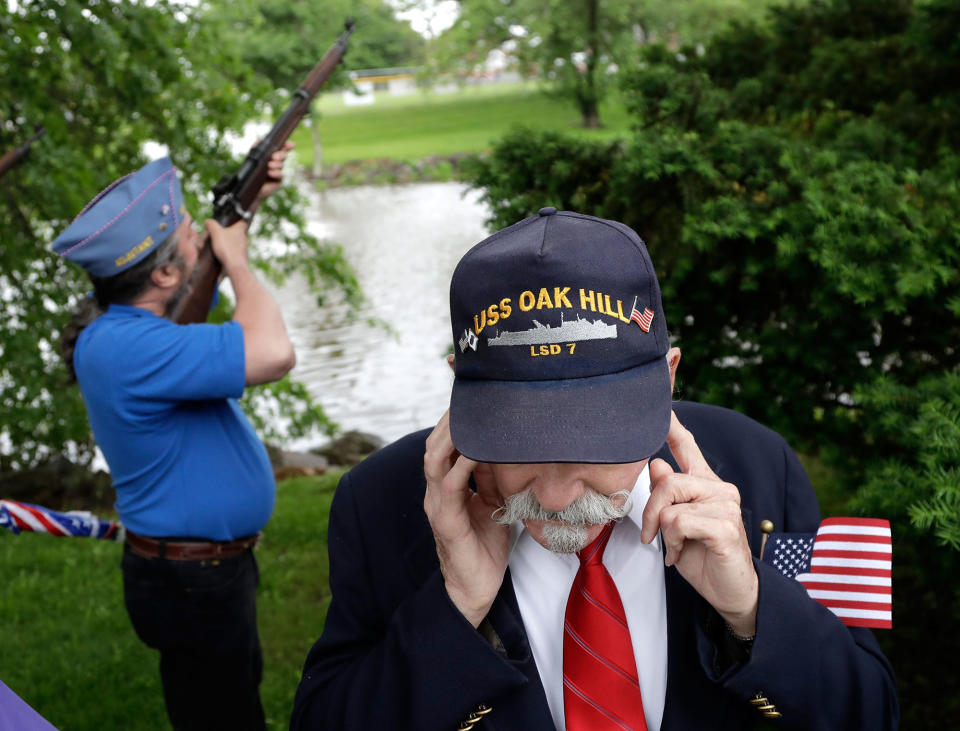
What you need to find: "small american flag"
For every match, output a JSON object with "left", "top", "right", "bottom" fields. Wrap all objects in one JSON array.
[
  {"left": 764, "top": 517, "right": 892, "bottom": 629},
  {"left": 629, "top": 296, "right": 654, "bottom": 332},
  {"left": 0, "top": 499, "right": 123, "bottom": 541},
  {"left": 797, "top": 518, "right": 892, "bottom": 628}
]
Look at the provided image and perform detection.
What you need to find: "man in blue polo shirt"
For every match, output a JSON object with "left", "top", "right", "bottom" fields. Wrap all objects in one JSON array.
[{"left": 53, "top": 149, "right": 295, "bottom": 730}]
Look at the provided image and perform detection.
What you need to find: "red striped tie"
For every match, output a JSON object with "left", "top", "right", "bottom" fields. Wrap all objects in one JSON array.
[{"left": 563, "top": 523, "right": 648, "bottom": 731}]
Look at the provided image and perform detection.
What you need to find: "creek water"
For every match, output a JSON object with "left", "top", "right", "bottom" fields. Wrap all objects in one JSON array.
[{"left": 271, "top": 182, "right": 491, "bottom": 448}]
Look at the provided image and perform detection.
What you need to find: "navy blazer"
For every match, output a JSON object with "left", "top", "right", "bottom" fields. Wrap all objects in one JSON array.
[{"left": 292, "top": 402, "right": 898, "bottom": 730}]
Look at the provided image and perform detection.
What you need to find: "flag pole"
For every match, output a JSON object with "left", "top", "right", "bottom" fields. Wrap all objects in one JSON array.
[{"left": 759, "top": 520, "right": 774, "bottom": 560}]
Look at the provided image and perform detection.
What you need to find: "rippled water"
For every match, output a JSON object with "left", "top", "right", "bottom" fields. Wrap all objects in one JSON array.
[{"left": 274, "top": 182, "right": 491, "bottom": 447}]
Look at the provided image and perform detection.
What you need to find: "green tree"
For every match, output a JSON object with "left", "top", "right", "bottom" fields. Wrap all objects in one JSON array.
[
  {"left": 0, "top": 0, "right": 359, "bottom": 469},
  {"left": 429, "top": 0, "right": 784, "bottom": 128},
  {"left": 430, "top": 0, "right": 644, "bottom": 128}
]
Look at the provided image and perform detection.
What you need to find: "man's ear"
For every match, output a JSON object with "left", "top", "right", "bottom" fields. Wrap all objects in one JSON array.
[
  {"left": 446, "top": 353, "right": 456, "bottom": 372},
  {"left": 150, "top": 263, "right": 181, "bottom": 290},
  {"left": 667, "top": 347, "right": 681, "bottom": 392}
]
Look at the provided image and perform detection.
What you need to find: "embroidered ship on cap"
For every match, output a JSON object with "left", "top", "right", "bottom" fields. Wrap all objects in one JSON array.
[{"left": 488, "top": 313, "right": 618, "bottom": 347}]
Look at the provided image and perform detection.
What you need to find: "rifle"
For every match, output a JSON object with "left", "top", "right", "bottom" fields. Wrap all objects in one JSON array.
[
  {"left": 172, "top": 21, "right": 355, "bottom": 324},
  {"left": 0, "top": 126, "right": 45, "bottom": 180}
]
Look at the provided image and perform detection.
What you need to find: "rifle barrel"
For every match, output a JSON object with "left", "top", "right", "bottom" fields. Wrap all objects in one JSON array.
[
  {"left": 171, "top": 23, "right": 355, "bottom": 325},
  {"left": 227, "top": 23, "right": 355, "bottom": 220}
]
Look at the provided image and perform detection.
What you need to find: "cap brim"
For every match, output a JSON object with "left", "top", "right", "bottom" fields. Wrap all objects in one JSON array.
[{"left": 449, "top": 357, "right": 671, "bottom": 464}]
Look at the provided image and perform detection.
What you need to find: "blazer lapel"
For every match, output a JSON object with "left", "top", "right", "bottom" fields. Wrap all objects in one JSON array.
[
  {"left": 654, "top": 431, "right": 755, "bottom": 730},
  {"left": 480, "top": 571, "right": 554, "bottom": 729},
  {"left": 403, "top": 522, "right": 554, "bottom": 730},
  {"left": 661, "top": 564, "right": 727, "bottom": 730}
]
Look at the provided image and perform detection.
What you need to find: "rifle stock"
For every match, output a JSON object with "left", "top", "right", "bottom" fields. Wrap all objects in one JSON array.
[{"left": 172, "top": 21, "right": 355, "bottom": 324}]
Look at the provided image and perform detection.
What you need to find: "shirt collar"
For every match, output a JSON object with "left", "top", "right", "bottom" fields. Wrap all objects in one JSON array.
[{"left": 107, "top": 303, "right": 158, "bottom": 319}]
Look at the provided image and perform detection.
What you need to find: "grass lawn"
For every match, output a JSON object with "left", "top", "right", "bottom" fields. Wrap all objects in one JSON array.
[
  {"left": 0, "top": 471, "right": 342, "bottom": 730},
  {"left": 291, "top": 80, "right": 632, "bottom": 167}
]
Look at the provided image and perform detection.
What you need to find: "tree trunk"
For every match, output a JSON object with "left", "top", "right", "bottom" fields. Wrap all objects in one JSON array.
[
  {"left": 581, "top": 0, "right": 603, "bottom": 129},
  {"left": 579, "top": 98, "right": 601, "bottom": 129}
]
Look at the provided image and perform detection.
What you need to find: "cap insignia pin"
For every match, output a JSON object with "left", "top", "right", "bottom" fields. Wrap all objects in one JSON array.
[{"left": 458, "top": 329, "right": 479, "bottom": 353}]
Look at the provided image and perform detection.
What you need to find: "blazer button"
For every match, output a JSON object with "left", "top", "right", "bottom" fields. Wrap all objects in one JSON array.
[
  {"left": 750, "top": 693, "right": 781, "bottom": 719},
  {"left": 457, "top": 703, "right": 493, "bottom": 729}
]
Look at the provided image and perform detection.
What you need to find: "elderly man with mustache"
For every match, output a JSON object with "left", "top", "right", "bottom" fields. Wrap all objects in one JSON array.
[{"left": 292, "top": 208, "right": 898, "bottom": 731}]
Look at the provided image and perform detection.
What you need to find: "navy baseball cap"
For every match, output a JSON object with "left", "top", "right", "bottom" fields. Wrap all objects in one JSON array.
[
  {"left": 449, "top": 207, "right": 671, "bottom": 464},
  {"left": 52, "top": 157, "right": 186, "bottom": 278}
]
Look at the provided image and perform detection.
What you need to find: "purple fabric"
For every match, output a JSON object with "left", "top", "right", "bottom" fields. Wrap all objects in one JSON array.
[{"left": 0, "top": 682, "right": 58, "bottom": 730}]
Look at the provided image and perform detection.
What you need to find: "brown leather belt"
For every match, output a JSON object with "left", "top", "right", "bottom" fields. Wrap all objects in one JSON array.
[{"left": 125, "top": 530, "right": 261, "bottom": 561}]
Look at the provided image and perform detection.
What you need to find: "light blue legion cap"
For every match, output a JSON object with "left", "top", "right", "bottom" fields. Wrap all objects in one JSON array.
[{"left": 52, "top": 157, "right": 186, "bottom": 278}]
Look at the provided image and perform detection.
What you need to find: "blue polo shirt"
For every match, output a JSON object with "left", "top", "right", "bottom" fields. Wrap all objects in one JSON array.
[{"left": 74, "top": 305, "right": 275, "bottom": 540}]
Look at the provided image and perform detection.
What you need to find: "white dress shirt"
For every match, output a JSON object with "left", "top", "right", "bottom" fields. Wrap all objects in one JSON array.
[{"left": 508, "top": 465, "right": 668, "bottom": 731}]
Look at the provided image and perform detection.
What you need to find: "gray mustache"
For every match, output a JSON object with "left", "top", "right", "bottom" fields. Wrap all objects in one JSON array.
[{"left": 491, "top": 488, "right": 633, "bottom": 527}]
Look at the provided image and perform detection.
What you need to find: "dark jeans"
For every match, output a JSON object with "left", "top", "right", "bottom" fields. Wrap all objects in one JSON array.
[{"left": 121, "top": 545, "right": 266, "bottom": 731}]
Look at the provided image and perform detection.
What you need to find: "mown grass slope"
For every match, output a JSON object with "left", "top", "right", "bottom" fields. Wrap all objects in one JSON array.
[{"left": 292, "top": 81, "right": 631, "bottom": 166}]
